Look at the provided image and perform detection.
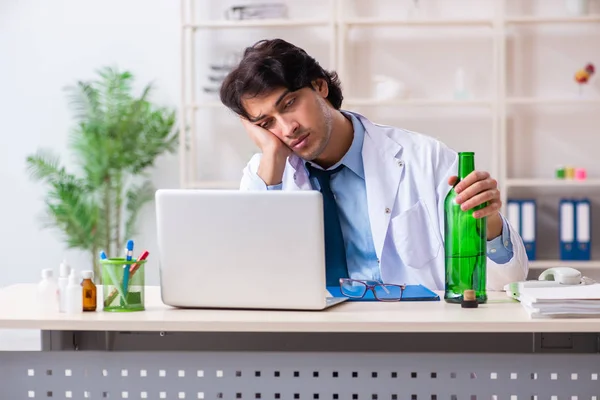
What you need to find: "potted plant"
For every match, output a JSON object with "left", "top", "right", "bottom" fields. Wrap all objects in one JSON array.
[{"left": 26, "top": 67, "right": 178, "bottom": 281}]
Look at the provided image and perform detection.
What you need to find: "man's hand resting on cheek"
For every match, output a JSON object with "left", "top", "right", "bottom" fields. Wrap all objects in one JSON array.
[
  {"left": 448, "top": 171, "right": 503, "bottom": 241},
  {"left": 241, "top": 118, "right": 291, "bottom": 186}
]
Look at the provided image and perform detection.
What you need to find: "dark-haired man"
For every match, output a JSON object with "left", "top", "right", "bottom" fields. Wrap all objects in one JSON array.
[{"left": 220, "top": 39, "right": 528, "bottom": 291}]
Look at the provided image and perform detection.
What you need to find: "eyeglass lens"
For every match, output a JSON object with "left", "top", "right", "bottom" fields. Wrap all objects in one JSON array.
[
  {"left": 341, "top": 280, "right": 403, "bottom": 300},
  {"left": 340, "top": 280, "right": 367, "bottom": 297},
  {"left": 374, "top": 284, "right": 403, "bottom": 300}
]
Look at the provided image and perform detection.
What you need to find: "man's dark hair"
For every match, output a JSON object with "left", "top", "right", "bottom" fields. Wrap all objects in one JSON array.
[{"left": 219, "top": 38, "right": 343, "bottom": 120}]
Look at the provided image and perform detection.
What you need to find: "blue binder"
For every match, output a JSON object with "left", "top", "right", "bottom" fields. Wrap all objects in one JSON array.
[
  {"left": 327, "top": 284, "right": 439, "bottom": 302},
  {"left": 575, "top": 198, "right": 591, "bottom": 261},
  {"left": 507, "top": 199, "right": 536, "bottom": 261},
  {"left": 521, "top": 199, "right": 537, "bottom": 261},
  {"left": 559, "top": 199, "right": 576, "bottom": 260}
]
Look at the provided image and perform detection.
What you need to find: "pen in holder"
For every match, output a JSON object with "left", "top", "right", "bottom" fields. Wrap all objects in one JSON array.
[
  {"left": 100, "top": 257, "right": 146, "bottom": 312},
  {"left": 122, "top": 240, "right": 134, "bottom": 306}
]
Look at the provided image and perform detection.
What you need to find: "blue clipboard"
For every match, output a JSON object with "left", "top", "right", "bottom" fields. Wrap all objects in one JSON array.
[{"left": 326, "top": 284, "right": 439, "bottom": 302}]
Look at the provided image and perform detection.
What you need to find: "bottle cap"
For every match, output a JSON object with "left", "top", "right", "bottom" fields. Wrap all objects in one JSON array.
[
  {"left": 463, "top": 290, "right": 476, "bottom": 301},
  {"left": 42, "top": 268, "right": 53, "bottom": 279},
  {"left": 461, "top": 290, "right": 478, "bottom": 308},
  {"left": 82, "top": 271, "right": 93, "bottom": 280},
  {"left": 59, "top": 260, "right": 71, "bottom": 277}
]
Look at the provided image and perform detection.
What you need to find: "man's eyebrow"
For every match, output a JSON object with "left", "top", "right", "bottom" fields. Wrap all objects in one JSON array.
[
  {"left": 274, "top": 89, "right": 291, "bottom": 107},
  {"left": 248, "top": 113, "right": 266, "bottom": 123},
  {"left": 247, "top": 89, "right": 292, "bottom": 123}
]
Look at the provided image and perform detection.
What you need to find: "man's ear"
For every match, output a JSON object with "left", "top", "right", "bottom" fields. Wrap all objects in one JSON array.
[{"left": 311, "top": 78, "right": 329, "bottom": 98}]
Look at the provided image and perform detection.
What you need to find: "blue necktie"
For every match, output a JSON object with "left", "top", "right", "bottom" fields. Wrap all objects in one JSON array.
[{"left": 306, "top": 163, "right": 349, "bottom": 286}]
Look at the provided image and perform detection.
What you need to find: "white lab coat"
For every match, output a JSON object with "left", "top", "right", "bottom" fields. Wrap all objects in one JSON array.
[{"left": 239, "top": 111, "right": 528, "bottom": 291}]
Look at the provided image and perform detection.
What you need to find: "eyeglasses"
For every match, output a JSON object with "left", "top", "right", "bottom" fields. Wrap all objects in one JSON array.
[{"left": 339, "top": 278, "right": 406, "bottom": 301}]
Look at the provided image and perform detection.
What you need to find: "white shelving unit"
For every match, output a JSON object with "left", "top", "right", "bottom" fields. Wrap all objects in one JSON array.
[
  {"left": 498, "top": 1, "right": 600, "bottom": 271},
  {"left": 343, "top": 17, "right": 494, "bottom": 27},
  {"left": 506, "top": 179, "right": 600, "bottom": 187},
  {"left": 180, "top": 0, "right": 600, "bottom": 269},
  {"left": 506, "top": 14, "right": 600, "bottom": 24},
  {"left": 343, "top": 98, "right": 493, "bottom": 107},
  {"left": 189, "top": 19, "right": 331, "bottom": 28},
  {"left": 506, "top": 97, "right": 600, "bottom": 105}
]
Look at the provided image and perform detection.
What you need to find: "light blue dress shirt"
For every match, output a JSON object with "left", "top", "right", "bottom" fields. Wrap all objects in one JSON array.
[{"left": 267, "top": 112, "right": 513, "bottom": 280}]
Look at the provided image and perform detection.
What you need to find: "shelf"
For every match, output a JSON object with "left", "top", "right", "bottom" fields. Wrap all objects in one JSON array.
[
  {"left": 506, "top": 15, "right": 600, "bottom": 24},
  {"left": 192, "top": 99, "right": 494, "bottom": 109},
  {"left": 344, "top": 98, "right": 492, "bottom": 107},
  {"left": 187, "top": 19, "right": 330, "bottom": 29},
  {"left": 344, "top": 17, "right": 493, "bottom": 27},
  {"left": 529, "top": 260, "right": 600, "bottom": 269},
  {"left": 507, "top": 97, "right": 600, "bottom": 106},
  {"left": 186, "top": 181, "right": 239, "bottom": 189},
  {"left": 185, "top": 16, "right": 600, "bottom": 28},
  {"left": 506, "top": 179, "right": 600, "bottom": 187}
]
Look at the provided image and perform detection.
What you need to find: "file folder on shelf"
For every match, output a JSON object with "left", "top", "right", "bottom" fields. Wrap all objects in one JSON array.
[
  {"left": 575, "top": 198, "right": 591, "bottom": 261},
  {"left": 559, "top": 199, "right": 576, "bottom": 261},
  {"left": 507, "top": 199, "right": 536, "bottom": 261}
]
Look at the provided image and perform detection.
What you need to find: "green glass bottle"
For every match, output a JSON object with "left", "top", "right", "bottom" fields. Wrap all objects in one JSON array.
[{"left": 444, "top": 152, "right": 487, "bottom": 304}]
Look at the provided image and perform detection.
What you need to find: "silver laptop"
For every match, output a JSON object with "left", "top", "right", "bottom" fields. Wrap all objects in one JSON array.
[{"left": 155, "top": 189, "right": 348, "bottom": 310}]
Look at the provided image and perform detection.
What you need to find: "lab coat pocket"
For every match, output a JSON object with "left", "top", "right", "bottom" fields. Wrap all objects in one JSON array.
[{"left": 391, "top": 200, "right": 441, "bottom": 269}]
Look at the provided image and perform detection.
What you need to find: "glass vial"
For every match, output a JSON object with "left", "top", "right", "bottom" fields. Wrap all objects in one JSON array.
[{"left": 81, "top": 270, "right": 97, "bottom": 312}]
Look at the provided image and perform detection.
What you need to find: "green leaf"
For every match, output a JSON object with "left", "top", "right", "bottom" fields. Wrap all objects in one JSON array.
[
  {"left": 25, "top": 150, "right": 65, "bottom": 183},
  {"left": 124, "top": 179, "right": 155, "bottom": 240},
  {"left": 26, "top": 65, "right": 178, "bottom": 263}
]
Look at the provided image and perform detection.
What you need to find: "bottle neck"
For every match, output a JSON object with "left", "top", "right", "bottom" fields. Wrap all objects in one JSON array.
[{"left": 458, "top": 153, "right": 475, "bottom": 181}]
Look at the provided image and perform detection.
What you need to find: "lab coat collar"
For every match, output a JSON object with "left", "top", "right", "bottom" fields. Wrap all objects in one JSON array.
[{"left": 352, "top": 111, "right": 404, "bottom": 259}]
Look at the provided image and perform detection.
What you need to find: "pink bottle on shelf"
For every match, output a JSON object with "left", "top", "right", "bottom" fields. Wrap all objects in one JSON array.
[{"left": 575, "top": 168, "right": 587, "bottom": 181}]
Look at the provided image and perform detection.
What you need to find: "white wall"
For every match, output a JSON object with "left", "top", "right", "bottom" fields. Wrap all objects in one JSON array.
[{"left": 0, "top": 0, "right": 181, "bottom": 288}]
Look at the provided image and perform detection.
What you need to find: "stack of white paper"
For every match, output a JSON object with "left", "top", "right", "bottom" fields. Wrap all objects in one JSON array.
[{"left": 518, "top": 284, "right": 600, "bottom": 319}]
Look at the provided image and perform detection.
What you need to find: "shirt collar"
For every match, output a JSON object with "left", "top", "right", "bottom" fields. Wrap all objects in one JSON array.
[{"left": 305, "top": 111, "right": 365, "bottom": 179}]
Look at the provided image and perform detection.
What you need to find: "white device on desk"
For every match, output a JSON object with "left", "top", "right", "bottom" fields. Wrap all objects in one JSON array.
[
  {"left": 155, "top": 189, "right": 348, "bottom": 311},
  {"left": 504, "top": 267, "right": 595, "bottom": 299},
  {"left": 538, "top": 267, "right": 583, "bottom": 285}
]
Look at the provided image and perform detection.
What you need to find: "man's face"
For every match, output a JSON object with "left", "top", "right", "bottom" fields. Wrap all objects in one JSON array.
[{"left": 241, "top": 80, "right": 333, "bottom": 161}]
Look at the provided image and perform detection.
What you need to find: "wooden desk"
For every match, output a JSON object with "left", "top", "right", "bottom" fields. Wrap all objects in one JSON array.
[
  {"left": 1, "top": 284, "right": 599, "bottom": 333},
  {"left": 0, "top": 284, "right": 598, "bottom": 399}
]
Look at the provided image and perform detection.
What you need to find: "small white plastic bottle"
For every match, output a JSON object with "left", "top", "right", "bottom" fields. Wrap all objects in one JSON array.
[
  {"left": 57, "top": 260, "right": 71, "bottom": 313},
  {"left": 37, "top": 268, "right": 59, "bottom": 313},
  {"left": 64, "top": 271, "right": 83, "bottom": 314}
]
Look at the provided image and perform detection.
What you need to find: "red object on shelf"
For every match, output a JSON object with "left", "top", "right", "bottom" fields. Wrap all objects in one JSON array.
[
  {"left": 575, "top": 63, "right": 595, "bottom": 84},
  {"left": 585, "top": 63, "right": 595, "bottom": 74}
]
